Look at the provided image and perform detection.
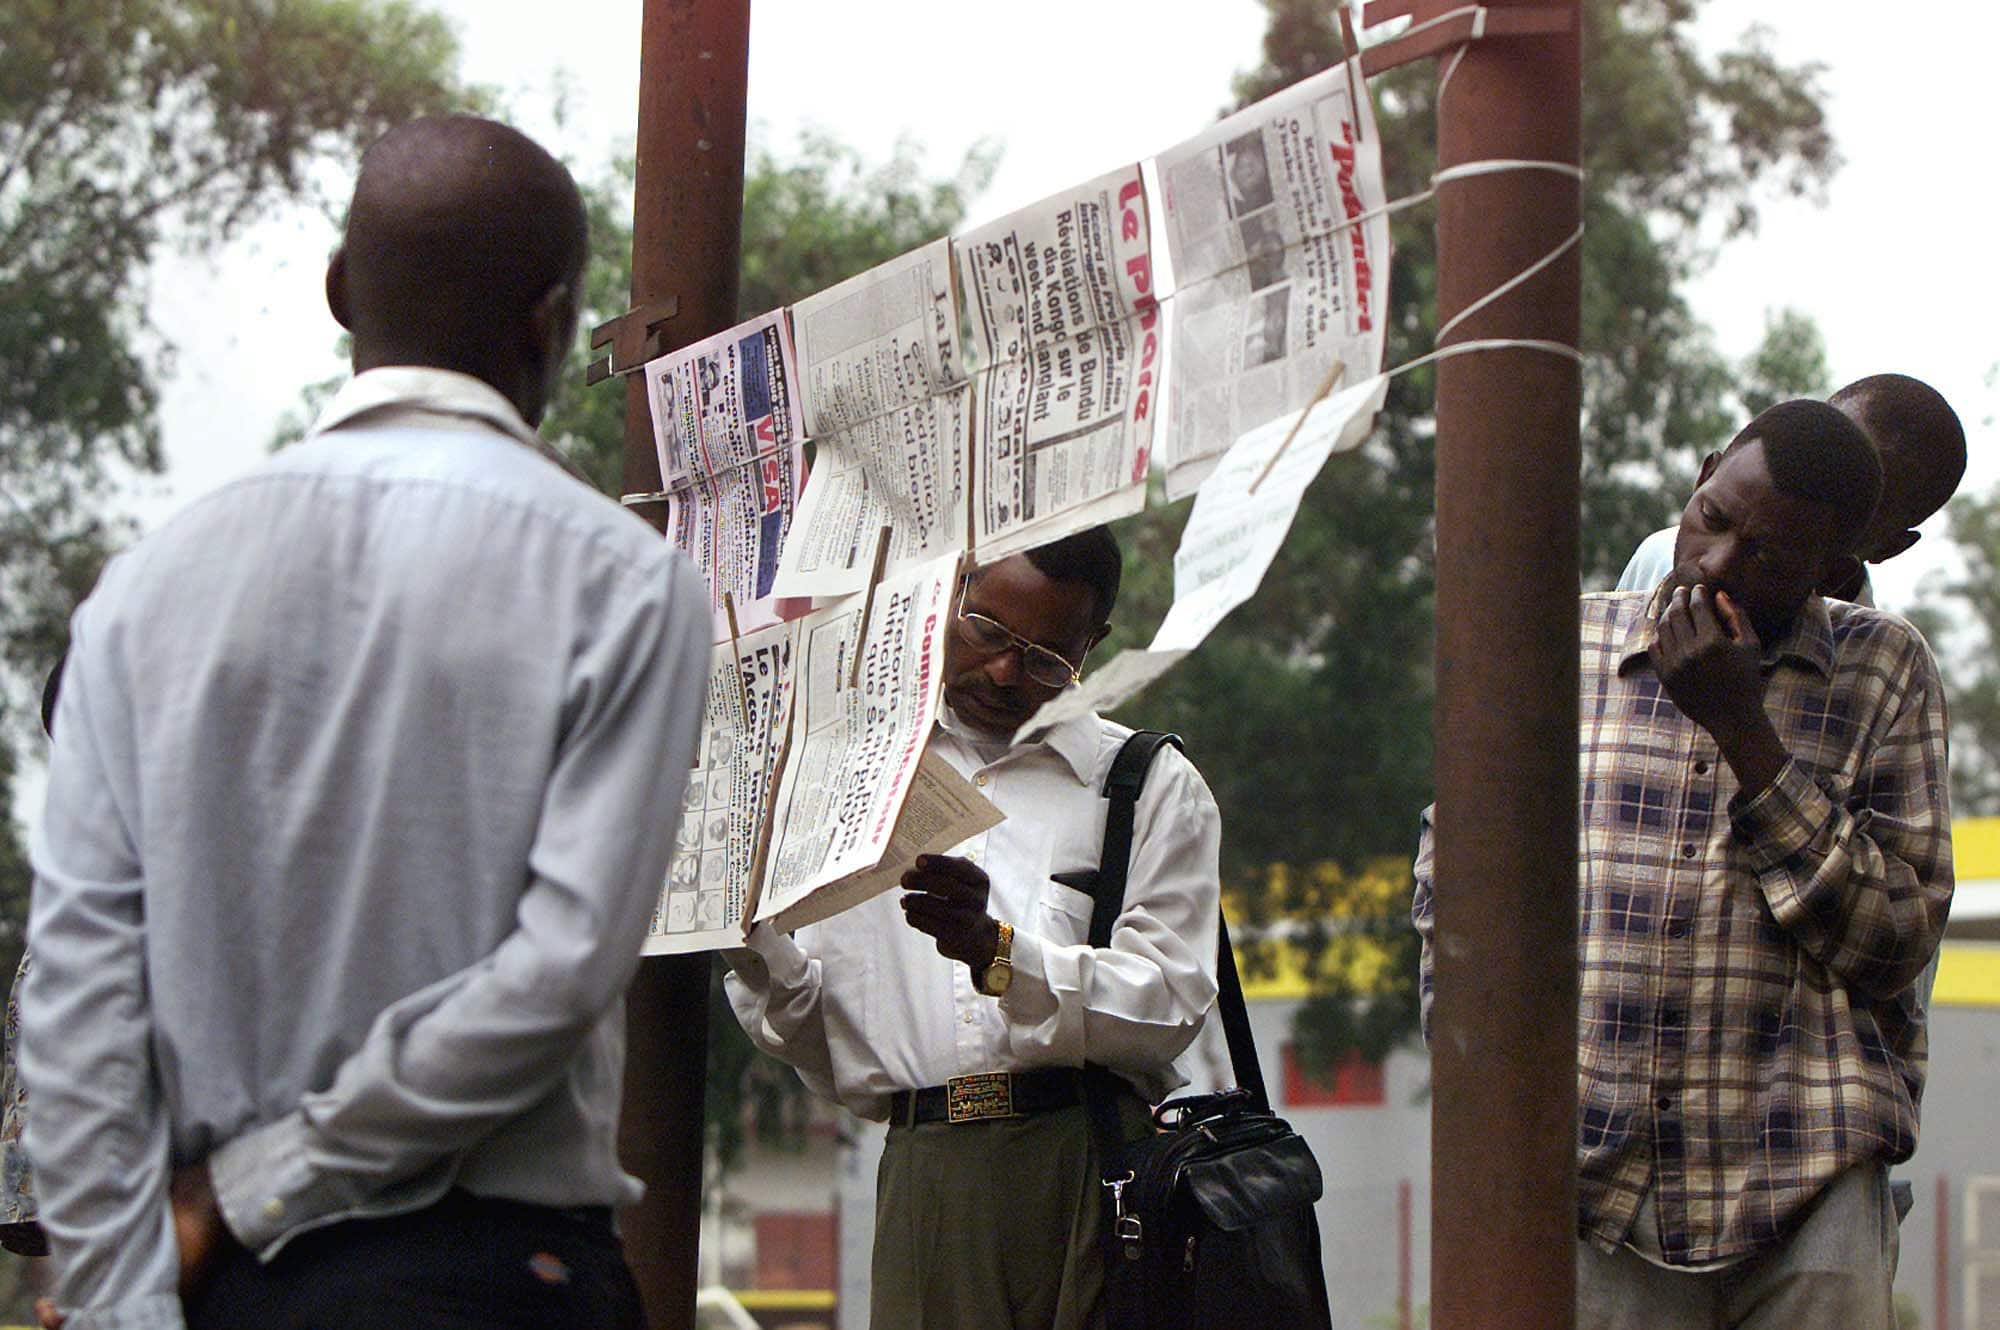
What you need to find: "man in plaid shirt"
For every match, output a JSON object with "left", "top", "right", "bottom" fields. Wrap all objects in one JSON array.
[{"left": 1415, "top": 398, "right": 1953, "bottom": 1328}]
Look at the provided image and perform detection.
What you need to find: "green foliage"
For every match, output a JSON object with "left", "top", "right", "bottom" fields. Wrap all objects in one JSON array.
[
  {"left": 1116, "top": 0, "right": 1838, "bottom": 1066},
  {"left": 1927, "top": 484, "right": 2000, "bottom": 815},
  {"left": 0, "top": 0, "right": 473, "bottom": 959}
]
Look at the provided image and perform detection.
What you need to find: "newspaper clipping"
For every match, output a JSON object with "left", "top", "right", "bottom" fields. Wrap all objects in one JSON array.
[
  {"left": 1155, "top": 63, "right": 1389, "bottom": 498},
  {"left": 645, "top": 621, "right": 796, "bottom": 955},
  {"left": 957, "top": 164, "right": 1166, "bottom": 561},
  {"left": 642, "top": 310, "right": 808, "bottom": 633}
]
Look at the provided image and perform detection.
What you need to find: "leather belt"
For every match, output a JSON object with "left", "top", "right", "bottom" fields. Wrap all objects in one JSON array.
[{"left": 889, "top": 1068, "right": 1085, "bottom": 1127}]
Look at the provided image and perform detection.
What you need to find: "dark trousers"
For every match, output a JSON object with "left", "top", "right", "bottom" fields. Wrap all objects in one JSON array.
[{"left": 187, "top": 1189, "right": 645, "bottom": 1330}]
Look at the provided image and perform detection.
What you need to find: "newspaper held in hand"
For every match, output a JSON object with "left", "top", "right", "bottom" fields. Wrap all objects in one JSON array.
[
  {"left": 1155, "top": 61, "right": 1390, "bottom": 499},
  {"left": 641, "top": 309, "right": 809, "bottom": 638},
  {"left": 765, "top": 746, "right": 1002, "bottom": 934},
  {"left": 957, "top": 164, "right": 1167, "bottom": 562},
  {"left": 1012, "top": 375, "right": 1388, "bottom": 746}
]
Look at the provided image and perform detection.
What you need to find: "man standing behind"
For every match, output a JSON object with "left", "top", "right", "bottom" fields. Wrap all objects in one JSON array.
[
  {"left": 1617, "top": 373, "right": 1967, "bottom": 603},
  {"left": 1417, "top": 400, "right": 1952, "bottom": 1328},
  {"left": 24, "top": 116, "right": 710, "bottom": 1330},
  {"left": 727, "top": 529, "right": 1222, "bottom": 1330}
]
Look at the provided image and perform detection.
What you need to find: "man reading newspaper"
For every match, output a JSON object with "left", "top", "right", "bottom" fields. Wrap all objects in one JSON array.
[{"left": 726, "top": 527, "right": 1222, "bottom": 1330}]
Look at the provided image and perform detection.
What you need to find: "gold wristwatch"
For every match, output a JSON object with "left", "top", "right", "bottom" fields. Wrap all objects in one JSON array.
[{"left": 977, "top": 921, "right": 1015, "bottom": 997}]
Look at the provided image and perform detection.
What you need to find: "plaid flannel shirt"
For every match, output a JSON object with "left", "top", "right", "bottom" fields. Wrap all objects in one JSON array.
[{"left": 1414, "top": 589, "right": 1952, "bottom": 1265}]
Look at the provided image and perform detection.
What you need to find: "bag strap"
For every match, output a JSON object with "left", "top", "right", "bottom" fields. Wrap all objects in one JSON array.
[{"left": 1077, "top": 733, "right": 1273, "bottom": 1168}]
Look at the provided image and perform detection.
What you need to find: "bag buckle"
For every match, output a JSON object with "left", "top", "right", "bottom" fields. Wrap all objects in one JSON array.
[
  {"left": 1103, "top": 1170, "right": 1143, "bottom": 1259},
  {"left": 946, "top": 1072, "right": 1014, "bottom": 1123}
]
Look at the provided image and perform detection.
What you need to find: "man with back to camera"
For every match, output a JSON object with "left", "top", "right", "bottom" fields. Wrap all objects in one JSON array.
[
  {"left": 1417, "top": 400, "right": 1953, "bottom": 1327},
  {"left": 1618, "top": 373, "right": 1967, "bottom": 603},
  {"left": 22, "top": 115, "right": 711, "bottom": 1330},
  {"left": 725, "top": 527, "right": 1224, "bottom": 1330}
]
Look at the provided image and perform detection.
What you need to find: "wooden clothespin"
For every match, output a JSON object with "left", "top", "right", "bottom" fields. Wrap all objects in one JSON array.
[
  {"left": 722, "top": 592, "right": 752, "bottom": 724},
  {"left": 847, "top": 526, "right": 894, "bottom": 691},
  {"left": 586, "top": 296, "right": 682, "bottom": 385},
  {"left": 1249, "top": 358, "right": 1345, "bottom": 496}
]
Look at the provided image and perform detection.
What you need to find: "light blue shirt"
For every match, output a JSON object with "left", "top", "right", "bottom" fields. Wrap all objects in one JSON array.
[{"left": 24, "top": 369, "right": 710, "bottom": 1330}]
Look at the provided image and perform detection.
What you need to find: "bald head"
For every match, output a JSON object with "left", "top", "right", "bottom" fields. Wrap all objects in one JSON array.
[
  {"left": 1830, "top": 373, "right": 1966, "bottom": 562},
  {"left": 330, "top": 116, "right": 588, "bottom": 423}
]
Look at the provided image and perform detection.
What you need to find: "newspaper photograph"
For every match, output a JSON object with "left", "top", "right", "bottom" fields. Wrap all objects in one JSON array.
[
  {"left": 957, "top": 164, "right": 1165, "bottom": 560},
  {"left": 664, "top": 443, "right": 807, "bottom": 638},
  {"left": 645, "top": 621, "right": 797, "bottom": 955},
  {"left": 771, "top": 386, "right": 971, "bottom": 599},
  {"left": 754, "top": 552, "right": 961, "bottom": 927},
  {"left": 1155, "top": 62, "right": 1389, "bottom": 498},
  {"left": 791, "top": 237, "right": 966, "bottom": 438}
]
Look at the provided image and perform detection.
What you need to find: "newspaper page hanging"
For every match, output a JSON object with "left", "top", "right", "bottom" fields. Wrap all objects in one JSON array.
[
  {"left": 776, "top": 239, "right": 973, "bottom": 598},
  {"left": 1154, "top": 61, "right": 1389, "bottom": 499},
  {"left": 754, "top": 552, "right": 999, "bottom": 929},
  {"left": 641, "top": 309, "right": 809, "bottom": 635},
  {"left": 957, "top": 164, "right": 1166, "bottom": 561},
  {"left": 645, "top": 620, "right": 796, "bottom": 955},
  {"left": 1013, "top": 375, "right": 1388, "bottom": 745}
]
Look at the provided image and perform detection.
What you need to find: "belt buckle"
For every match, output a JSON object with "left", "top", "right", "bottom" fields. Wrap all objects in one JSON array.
[{"left": 946, "top": 1072, "right": 1014, "bottom": 1123}]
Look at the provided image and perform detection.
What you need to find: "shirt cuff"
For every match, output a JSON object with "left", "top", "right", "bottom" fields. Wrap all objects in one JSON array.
[
  {"left": 1728, "top": 757, "right": 1832, "bottom": 872},
  {"left": 206, "top": 1109, "right": 348, "bottom": 1256},
  {"left": 996, "top": 925, "right": 1059, "bottom": 1026},
  {"left": 61, "top": 1293, "right": 186, "bottom": 1330},
  {"left": 732, "top": 922, "right": 813, "bottom": 990}
]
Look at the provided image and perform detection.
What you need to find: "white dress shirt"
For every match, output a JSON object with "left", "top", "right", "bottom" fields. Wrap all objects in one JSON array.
[
  {"left": 24, "top": 369, "right": 710, "bottom": 1330},
  {"left": 725, "top": 707, "right": 1222, "bottom": 1120}
]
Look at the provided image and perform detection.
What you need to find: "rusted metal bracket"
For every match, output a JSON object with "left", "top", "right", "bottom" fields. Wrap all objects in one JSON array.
[
  {"left": 586, "top": 295, "right": 681, "bottom": 384},
  {"left": 1359, "top": 2, "right": 1572, "bottom": 77}
]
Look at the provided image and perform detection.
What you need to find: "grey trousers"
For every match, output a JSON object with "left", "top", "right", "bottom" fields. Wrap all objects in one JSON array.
[
  {"left": 870, "top": 1103, "right": 1120, "bottom": 1330},
  {"left": 1576, "top": 1163, "right": 1899, "bottom": 1330}
]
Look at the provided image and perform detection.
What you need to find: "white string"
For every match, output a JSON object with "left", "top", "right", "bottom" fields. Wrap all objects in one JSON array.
[
  {"left": 1434, "top": 221, "right": 1584, "bottom": 345},
  {"left": 1397, "top": 4, "right": 1488, "bottom": 48},
  {"left": 1432, "top": 159, "right": 1584, "bottom": 187},
  {"left": 1393, "top": 335, "right": 1584, "bottom": 379}
]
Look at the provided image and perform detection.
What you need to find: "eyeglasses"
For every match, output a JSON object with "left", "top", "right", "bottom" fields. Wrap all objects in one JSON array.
[{"left": 954, "top": 608, "right": 1083, "bottom": 689}]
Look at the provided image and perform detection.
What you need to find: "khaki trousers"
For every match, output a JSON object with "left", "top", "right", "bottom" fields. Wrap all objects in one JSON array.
[
  {"left": 1576, "top": 1163, "right": 1899, "bottom": 1330},
  {"left": 870, "top": 1102, "right": 1121, "bottom": 1330}
]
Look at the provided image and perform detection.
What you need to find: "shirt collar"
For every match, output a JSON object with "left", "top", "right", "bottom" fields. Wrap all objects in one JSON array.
[
  {"left": 308, "top": 368, "right": 582, "bottom": 478},
  {"left": 935, "top": 700, "right": 1102, "bottom": 786},
  {"left": 1618, "top": 584, "right": 1836, "bottom": 680}
]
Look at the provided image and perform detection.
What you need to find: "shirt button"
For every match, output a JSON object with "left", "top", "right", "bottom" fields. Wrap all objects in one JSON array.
[
  {"left": 1693, "top": 760, "right": 1709, "bottom": 775},
  {"left": 975, "top": 773, "right": 989, "bottom": 787},
  {"left": 961, "top": 1011, "right": 977, "bottom": 1025},
  {"left": 1656, "top": 1096, "right": 1672, "bottom": 1111},
  {"left": 1680, "top": 843, "right": 1696, "bottom": 859},
  {"left": 263, "top": 1198, "right": 286, "bottom": 1221}
]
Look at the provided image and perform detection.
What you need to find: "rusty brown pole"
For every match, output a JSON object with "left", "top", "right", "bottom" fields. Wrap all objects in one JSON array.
[
  {"left": 1428, "top": 1, "right": 1582, "bottom": 1327},
  {"left": 616, "top": 3, "right": 752, "bottom": 1327}
]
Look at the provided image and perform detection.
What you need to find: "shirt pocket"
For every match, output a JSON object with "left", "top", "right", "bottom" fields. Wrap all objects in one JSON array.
[{"left": 1035, "top": 879, "right": 1098, "bottom": 948}]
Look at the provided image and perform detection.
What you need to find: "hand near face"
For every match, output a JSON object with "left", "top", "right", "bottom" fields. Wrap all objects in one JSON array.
[
  {"left": 1655, "top": 585, "right": 1765, "bottom": 741},
  {"left": 899, "top": 854, "right": 1001, "bottom": 975}
]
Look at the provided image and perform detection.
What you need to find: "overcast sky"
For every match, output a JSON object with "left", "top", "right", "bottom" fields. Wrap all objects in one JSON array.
[{"left": 139, "top": 1, "right": 1998, "bottom": 615}]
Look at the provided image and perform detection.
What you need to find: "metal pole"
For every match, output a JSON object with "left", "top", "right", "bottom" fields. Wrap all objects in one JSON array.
[
  {"left": 617, "top": 3, "right": 751, "bottom": 1327},
  {"left": 1937, "top": 1174, "right": 1950, "bottom": 1330},
  {"left": 1428, "top": 2, "right": 1582, "bottom": 1327}
]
